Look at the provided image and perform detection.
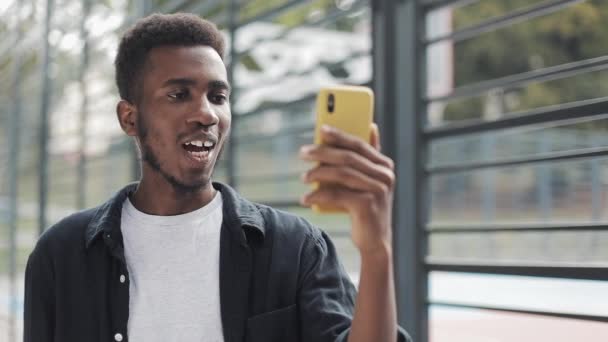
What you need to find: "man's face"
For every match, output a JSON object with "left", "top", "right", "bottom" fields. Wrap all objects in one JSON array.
[{"left": 130, "top": 45, "right": 231, "bottom": 193}]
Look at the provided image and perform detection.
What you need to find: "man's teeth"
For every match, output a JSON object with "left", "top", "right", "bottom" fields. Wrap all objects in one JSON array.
[{"left": 186, "top": 140, "right": 215, "bottom": 148}]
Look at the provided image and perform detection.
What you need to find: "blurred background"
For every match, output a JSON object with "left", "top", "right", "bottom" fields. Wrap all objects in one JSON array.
[{"left": 1, "top": 0, "right": 607, "bottom": 341}]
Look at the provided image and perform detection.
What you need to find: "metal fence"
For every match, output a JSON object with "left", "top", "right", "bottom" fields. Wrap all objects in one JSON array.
[{"left": 378, "top": 0, "right": 608, "bottom": 340}]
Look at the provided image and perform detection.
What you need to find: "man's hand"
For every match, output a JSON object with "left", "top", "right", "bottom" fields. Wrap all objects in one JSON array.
[
  {"left": 299, "top": 123, "right": 399, "bottom": 342},
  {"left": 299, "top": 123, "right": 395, "bottom": 255}
]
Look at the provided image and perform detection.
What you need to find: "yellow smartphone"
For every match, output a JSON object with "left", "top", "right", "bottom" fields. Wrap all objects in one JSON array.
[{"left": 312, "top": 85, "right": 374, "bottom": 213}]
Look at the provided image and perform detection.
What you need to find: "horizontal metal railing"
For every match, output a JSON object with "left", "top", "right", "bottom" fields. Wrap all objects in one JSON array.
[
  {"left": 427, "top": 222, "right": 608, "bottom": 234},
  {"left": 424, "top": 97, "right": 608, "bottom": 139},
  {"left": 420, "top": 0, "right": 477, "bottom": 11},
  {"left": 426, "top": 55, "right": 608, "bottom": 103},
  {"left": 427, "top": 145, "right": 608, "bottom": 174},
  {"left": 426, "top": 259, "right": 608, "bottom": 281},
  {"left": 424, "top": 0, "right": 583, "bottom": 45}
]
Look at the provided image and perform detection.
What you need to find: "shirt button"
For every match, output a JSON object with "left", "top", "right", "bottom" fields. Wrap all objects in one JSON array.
[
  {"left": 114, "top": 333, "right": 123, "bottom": 341},
  {"left": 120, "top": 275, "right": 126, "bottom": 283}
]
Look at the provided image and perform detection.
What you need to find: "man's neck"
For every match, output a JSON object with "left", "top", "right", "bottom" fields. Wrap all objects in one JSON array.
[{"left": 130, "top": 176, "right": 216, "bottom": 216}]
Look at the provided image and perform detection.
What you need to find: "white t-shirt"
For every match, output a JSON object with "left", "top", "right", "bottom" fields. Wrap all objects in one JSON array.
[{"left": 121, "top": 192, "right": 224, "bottom": 342}]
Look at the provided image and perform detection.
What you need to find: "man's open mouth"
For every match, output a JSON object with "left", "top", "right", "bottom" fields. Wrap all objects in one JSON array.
[{"left": 182, "top": 139, "right": 216, "bottom": 162}]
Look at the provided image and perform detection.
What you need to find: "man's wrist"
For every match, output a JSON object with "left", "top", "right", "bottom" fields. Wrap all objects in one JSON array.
[{"left": 359, "top": 240, "right": 393, "bottom": 264}]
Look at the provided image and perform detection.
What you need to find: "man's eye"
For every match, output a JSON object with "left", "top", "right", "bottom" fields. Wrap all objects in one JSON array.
[
  {"left": 168, "top": 90, "right": 189, "bottom": 100},
  {"left": 211, "top": 94, "right": 228, "bottom": 104}
]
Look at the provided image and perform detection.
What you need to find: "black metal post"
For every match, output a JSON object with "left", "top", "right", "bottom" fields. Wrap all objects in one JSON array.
[
  {"left": 38, "top": 0, "right": 54, "bottom": 235},
  {"left": 77, "top": 0, "right": 91, "bottom": 209},
  {"left": 372, "top": 0, "right": 428, "bottom": 341},
  {"left": 226, "top": 0, "right": 238, "bottom": 188},
  {"left": 129, "top": 0, "right": 151, "bottom": 182}
]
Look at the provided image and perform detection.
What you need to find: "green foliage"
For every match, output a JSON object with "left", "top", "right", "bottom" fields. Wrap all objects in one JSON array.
[
  {"left": 443, "top": 0, "right": 608, "bottom": 123},
  {"left": 239, "top": 0, "right": 289, "bottom": 22},
  {"left": 274, "top": 0, "right": 334, "bottom": 27}
]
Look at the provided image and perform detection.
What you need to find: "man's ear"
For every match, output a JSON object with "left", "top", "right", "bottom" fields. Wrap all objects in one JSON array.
[{"left": 116, "top": 100, "right": 138, "bottom": 136}]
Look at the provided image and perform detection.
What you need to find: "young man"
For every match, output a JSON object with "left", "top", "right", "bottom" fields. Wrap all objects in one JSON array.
[{"left": 24, "top": 13, "right": 410, "bottom": 342}]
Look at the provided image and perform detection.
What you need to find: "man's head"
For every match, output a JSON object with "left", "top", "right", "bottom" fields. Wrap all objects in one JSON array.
[{"left": 114, "top": 13, "right": 231, "bottom": 194}]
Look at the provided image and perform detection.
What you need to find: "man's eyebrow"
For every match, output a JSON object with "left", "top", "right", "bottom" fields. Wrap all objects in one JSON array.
[
  {"left": 161, "top": 78, "right": 197, "bottom": 87},
  {"left": 161, "top": 78, "right": 231, "bottom": 93},
  {"left": 210, "top": 80, "right": 231, "bottom": 93}
]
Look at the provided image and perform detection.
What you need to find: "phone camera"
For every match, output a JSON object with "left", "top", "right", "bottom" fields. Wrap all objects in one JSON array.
[{"left": 327, "top": 93, "right": 335, "bottom": 113}]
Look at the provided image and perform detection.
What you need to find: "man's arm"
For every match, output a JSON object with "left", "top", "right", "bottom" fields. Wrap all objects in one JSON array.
[
  {"left": 23, "top": 244, "right": 55, "bottom": 342},
  {"left": 350, "top": 244, "right": 397, "bottom": 342},
  {"left": 300, "top": 123, "right": 400, "bottom": 342}
]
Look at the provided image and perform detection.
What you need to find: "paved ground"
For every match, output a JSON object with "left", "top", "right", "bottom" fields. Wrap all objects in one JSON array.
[{"left": 431, "top": 308, "right": 608, "bottom": 341}]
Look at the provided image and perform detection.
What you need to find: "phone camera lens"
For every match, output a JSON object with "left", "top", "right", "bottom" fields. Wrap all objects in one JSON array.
[{"left": 328, "top": 93, "right": 335, "bottom": 113}]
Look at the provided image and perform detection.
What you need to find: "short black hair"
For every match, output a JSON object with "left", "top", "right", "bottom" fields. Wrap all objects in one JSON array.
[{"left": 114, "top": 13, "right": 225, "bottom": 103}]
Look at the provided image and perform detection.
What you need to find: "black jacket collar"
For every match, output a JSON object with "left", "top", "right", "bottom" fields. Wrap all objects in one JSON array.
[{"left": 84, "top": 181, "right": 265, "bottom": 250}]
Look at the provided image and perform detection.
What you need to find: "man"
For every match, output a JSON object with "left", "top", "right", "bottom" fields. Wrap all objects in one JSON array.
[{"left": 24, "top": 13, "right": 410, "bottom": 342}]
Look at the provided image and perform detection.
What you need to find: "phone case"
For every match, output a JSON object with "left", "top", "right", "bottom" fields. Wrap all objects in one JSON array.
[{"left": 312, "top": 85, "right": 374, "bottom": 213}]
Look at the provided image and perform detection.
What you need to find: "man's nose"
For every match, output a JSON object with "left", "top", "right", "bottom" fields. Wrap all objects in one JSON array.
[{"left": 185, "top": 95, "right": 219, "bottom": 126}]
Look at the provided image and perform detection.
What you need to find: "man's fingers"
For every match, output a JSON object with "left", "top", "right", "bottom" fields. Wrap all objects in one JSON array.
[
  {"left": 320, "top": 125, "right": 393, "bottom": 170},
  {"left": 300, "top": 186, "right": 383, "bottom": 213},
  {"left": 299, "top": 145, "right": 395, "bottom": 187},
  {"left": 300, "top": 185, "right": 350, "bottom": 209},
  {"left": 302, "top": 165, "right": 389, "bottom": 194}
]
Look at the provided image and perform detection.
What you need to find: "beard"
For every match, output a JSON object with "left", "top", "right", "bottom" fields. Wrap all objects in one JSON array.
[{"left": 136, "top": 116, "right": 209, "bottom": 195}]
